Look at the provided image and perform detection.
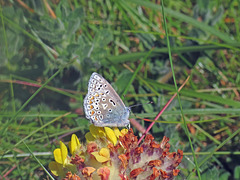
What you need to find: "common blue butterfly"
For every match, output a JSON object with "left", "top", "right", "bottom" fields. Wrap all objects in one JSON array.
[{"left": 83, "top": 72, "right": 130, "bottom": 127}]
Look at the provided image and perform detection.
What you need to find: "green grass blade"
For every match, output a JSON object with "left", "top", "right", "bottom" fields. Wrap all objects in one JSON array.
[
  {"left": 104, "top": 44, "right": 237, "bottom": 65},
  {"left": 1, "top": 112, "right": 71, "bottom": 157},
  {"left": 198, "top": 128, "right": 240, "bottom": 168},
  {"left": 23, "top": 141, "right": 55, "bottom": 180},
  {"left": 161, "top": 1, "right": 201, "bottom": 178},
  {"left": 129, "top": 0, "right": 238, "bottom": 44},
  {"left": 0, "top": 60, "right": 75, "bottom": 136},
  {"left": 147, "top": 81, "right": 240, "bottom": 108}
]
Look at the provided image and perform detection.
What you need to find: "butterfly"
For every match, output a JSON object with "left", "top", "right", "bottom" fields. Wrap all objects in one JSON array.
[{"left": 83, "top": 72, "right": 130, "bottom": 127}]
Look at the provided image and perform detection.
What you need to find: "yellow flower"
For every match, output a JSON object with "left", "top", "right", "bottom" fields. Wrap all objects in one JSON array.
[
  {"left": 49, "top": 126, "right": 183, "bottom": 179},
  {"left": 85, "top": 131, "right": 95, "bottom": 141},
  {"left": 54, "top": 141, "right": 68, "bottom": 165},
  {"left": 120, "top": 128, "right": 128, "bottom": 135},
  {"left": 104, "top": 127, "right": 117, "bottom": 145},
  {"left": 113, "top": 127, "right": 122, "bottom": 138},
  {"left": 48, "top": 141, "right": 76, "bottom": 178},
  {"left": 69, "top": 134, "right": 81, "bottom": 156},
  {"left": 86, "top": 125, "right": 127, "bottom": 146},
  {"left": 89, "top": 124, "right": 106, "bottom": 138},
  {"left": 113, "top": 127, "right": 128, "bottom": 138},
  {"left": 48, "top": 161, "right": 65, "bottom": 177},
  {"left": 91, "top": 148, "right": 110, "bottom": 163}
]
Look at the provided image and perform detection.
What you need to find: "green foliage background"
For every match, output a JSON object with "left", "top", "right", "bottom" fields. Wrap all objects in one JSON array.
[{"left": 0, "top": 0, "right": 240, "bottom": 179}]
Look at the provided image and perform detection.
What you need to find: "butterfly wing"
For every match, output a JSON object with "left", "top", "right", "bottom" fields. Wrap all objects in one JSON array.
[{"left": 83, "top": 72, "right": 130, "bottom": 127}]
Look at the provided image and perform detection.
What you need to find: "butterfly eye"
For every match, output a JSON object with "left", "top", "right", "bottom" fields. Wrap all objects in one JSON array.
[
  {"left": 108, "top": 109, "right": 112, "bottom": 112},
  {"left": 102, "top": 98, "right": 106, "bottom": 101},
  {"left": 104, "top": 84, "right": 107, "bottom": 88},
  {"left": 105, "top": 90, "right": 109, "bottom": 94}
]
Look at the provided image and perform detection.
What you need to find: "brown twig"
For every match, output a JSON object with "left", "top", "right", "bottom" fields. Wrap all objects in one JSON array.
[
  {"left": 16, "top": 0, "right": 34, "bottom": 13},
  {"left": 43, "top": 0, "right": 56, "bottom": 19}
]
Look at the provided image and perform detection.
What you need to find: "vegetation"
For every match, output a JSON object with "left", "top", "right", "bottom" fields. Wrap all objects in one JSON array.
[{"left": 0, "top": 0, "right": 240, "bottom": 179}]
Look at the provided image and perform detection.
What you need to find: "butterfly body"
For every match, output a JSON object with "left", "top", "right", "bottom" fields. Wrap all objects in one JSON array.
[{"left": 83, "top": 72, "right": 130, "bottom": 127}]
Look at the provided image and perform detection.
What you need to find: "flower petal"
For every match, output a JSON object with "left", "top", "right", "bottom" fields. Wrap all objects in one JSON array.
[
  {"left": 53, "top": 149, "right": 62, "bottom": 164},
  {"left": 97, "top": 167, "right": 110, "bottom": 180},
  {"left": 54, "top": 141, "right": 68, "bottom": 164},
  {"left": 121, "top": 128, "right": 128, "bottom": 135},
  {"left": 90, "top": 125, "right": 105, "bottom": 138},
  {"left": 104, "top": 127, "right": 117, "bottom": 145},
  {"left": 130, "top": 168, "right": 144, "bottom": 178},
  {"left": 91, "top": 153, "right": 110, "bottom": 163},
  {"left": 99, "top": 148, "right": 110, "bottom": 159},
  {"left": 91, "top": 148, "right": 110, "bottom": 163},
  {"left": 48, "top": 161, "right": 65, "bottom": 177},
  {"left": 69, "top": 134, "right": 81, "bottom": 155},
  {"left": 82, "top": 167, "right": 96, "bottom": 177},
  {"left": 113, "top": 127, "right": 122, "bottom": 138},
  {"left": 85, "top": 132, "right": 95, "bottom": 142},
  {"left": 60, "top": 141, "right": 68, "bottom": 162}
]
